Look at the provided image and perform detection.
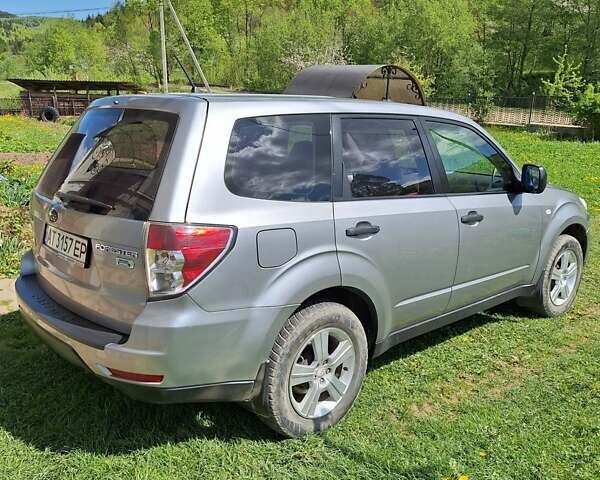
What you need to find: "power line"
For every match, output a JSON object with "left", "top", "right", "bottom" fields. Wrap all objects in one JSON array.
[{"left": 8, "top": 6, "right": 114, "bottom": 16}]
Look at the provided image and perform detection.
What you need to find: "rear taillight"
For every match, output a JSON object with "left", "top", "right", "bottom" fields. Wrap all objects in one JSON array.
[{"left": 145, "top": 223, "right": 234, "bottom": 297}]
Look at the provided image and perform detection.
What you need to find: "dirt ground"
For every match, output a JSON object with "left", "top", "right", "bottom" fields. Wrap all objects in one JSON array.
[
  {"left": 0, "top": 278, "right": 16, "bottom": 314},
  {"left": 0, "top": 152, "right": 51, "bottom": 165}
]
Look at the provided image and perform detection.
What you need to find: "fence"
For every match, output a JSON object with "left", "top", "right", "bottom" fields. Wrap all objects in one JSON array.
[
  {"left": 428, "top": 95, "right": 579, "bottom": 128},
  {"left": 0, "top": 97, "right": 22, "bottom": 115},
  {"left": 0, "top": 93, "right": 582, "bottom": 127}
]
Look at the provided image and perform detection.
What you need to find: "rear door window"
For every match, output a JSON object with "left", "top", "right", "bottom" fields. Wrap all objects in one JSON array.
[
  {"left": 38, "top": 108, "right": 178, "bottom": 220},
  {"left": 224, "top": 114, "right": 332, "bottom": 202},
  {"left": 339, "top": 117, "right": 434, "bottom": 198}
]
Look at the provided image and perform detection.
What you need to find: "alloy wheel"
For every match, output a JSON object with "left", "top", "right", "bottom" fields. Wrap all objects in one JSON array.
[
  {"left": 549, "top": 248, "right": 579, "bottom": 306},
  {"left": 289, "top": 327, "right": 356, "bottom": 419}
]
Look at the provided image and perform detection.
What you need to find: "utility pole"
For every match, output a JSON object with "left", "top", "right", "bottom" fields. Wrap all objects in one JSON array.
[
  {"left": 159, "top": 0, "right": 168, "bottom": 93},
  {"left": 165, "top": 0, "right": 211, "bottom": 92}
]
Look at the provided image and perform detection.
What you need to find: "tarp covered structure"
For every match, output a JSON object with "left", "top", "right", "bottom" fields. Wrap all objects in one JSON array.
[{"left": 284, "top": 64, "right": 425, "bottom": 105}]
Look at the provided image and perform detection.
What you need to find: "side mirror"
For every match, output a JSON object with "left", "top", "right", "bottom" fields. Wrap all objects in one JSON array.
[{"left": 521, "top": 164, "right": 547, "bottom": 194}]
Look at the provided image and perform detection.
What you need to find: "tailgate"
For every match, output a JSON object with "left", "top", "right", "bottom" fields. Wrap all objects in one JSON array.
[{"left": 30, "top": 97, "right": 207, "bottom": 333}]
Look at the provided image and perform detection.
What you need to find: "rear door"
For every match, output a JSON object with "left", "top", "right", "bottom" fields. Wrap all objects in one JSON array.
[
  {"left": 30, "top": 99, "right": 204, "bottom": 333},
  {"left": 332, "top": 115, "right": 459, "bottom": 333},
  {"left": 424, "top": 120, "right": 542, "bottom": 310}
]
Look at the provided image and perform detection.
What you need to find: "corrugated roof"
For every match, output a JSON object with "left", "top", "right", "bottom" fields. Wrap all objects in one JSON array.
[{"left": 8, "top": 78, "right": 142, "bottom": 93}]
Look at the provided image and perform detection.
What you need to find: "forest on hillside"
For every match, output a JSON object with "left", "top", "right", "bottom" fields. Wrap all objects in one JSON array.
[{"left": 0, "top": 0, "right": 599, "bottom": 98}]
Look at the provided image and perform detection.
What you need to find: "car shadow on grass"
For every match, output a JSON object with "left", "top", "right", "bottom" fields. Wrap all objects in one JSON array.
[
  {"left": 0, "top": 310, "right": 279, "bottom": 454},
  {"left": 369, "top": 301, "right": 539, "bottom": 369},
  {"left": 0, "top": 302, "right": 536, "bottom": 454}
]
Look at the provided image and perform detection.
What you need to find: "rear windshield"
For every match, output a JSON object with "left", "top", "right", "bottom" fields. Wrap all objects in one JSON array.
[{"left": 38, "top": 108, "right": 178, "bottom": 220}]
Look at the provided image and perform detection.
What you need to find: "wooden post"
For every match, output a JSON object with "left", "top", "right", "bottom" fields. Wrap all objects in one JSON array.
[
  {"left": 159, "top": 1, "right": 168, "bottom": 93},
  {"left": 52, "top": 86, "right": 58, "bottom": 114},
  {"left": 27, "top": 91, "right": 33, "bottom": 117},
  {"left": 528, "top": 92, "right": 535, "bottom": 126}
]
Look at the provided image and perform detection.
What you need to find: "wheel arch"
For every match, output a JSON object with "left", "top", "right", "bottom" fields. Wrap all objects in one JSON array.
[
  {"left": 297, "top": 286, "right": 379, "bottom": 356},
  {"left": 561, "top": 223, "right": 588, "bottom": 259},
  {"left": 536, "top": 201, "right": 589, "bottom": 283}
]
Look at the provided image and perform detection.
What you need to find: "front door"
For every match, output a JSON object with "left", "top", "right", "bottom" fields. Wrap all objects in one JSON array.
[
  {"left": 425, "top": 121, "right": 542, "bottom": 310},
  {"left": 332, "top": 116, "right": 459, "bottom": 334}
]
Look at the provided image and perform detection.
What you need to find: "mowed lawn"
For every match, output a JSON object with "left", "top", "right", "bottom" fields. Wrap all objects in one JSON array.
[{"left": 0, "top": 117, "right": 599, "bottom": 479}]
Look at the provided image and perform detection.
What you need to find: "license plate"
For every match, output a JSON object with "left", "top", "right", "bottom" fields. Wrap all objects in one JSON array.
[{"left": 44, "top": 225, "right": 89, "bottom": 265}]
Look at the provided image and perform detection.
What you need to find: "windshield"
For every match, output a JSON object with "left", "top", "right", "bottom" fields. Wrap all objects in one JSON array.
[{"left": 38, "top": 108, "right": 178, "bottom": 220}]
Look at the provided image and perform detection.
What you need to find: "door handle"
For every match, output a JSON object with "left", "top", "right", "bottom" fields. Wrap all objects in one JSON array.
[
  {"left": 346, "top": 221, "right": 380, "bottom": 237},
  {"left": 460, "top": 211, "right": 484, "bottom": 224}
]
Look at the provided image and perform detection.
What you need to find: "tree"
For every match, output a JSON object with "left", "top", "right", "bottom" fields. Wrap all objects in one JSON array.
[
  {"left": 0, "top": 0, "right": 598, "bottom": 100},
  {"left": 24, "top": 20, "right": 109, "bottom": 79},
  {"left": 572, "top": 83, "right": 600, "bottom": 138},
  {"left": 541, "top": 52, "right": 584, "bottom": 107},
  {"left": 104, "top": 1, "right": 163, "bottom": 86},
  {"left": 483, "top": 0, "right": 555, "bottom": 94}
]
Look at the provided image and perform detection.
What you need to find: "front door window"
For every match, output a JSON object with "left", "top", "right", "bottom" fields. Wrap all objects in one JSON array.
[{"left": 427, "top": 122, "right": 517, "bottom": 193}]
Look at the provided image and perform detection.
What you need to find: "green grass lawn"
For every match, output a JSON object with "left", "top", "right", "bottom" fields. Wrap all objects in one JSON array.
[
  {"left": 0, "top": 121, "right": 598, "bottom": 479},
  {"left": 0, "top": 115, "right": 69, "bottom": 153},
  {"left": 0, "top": 81, "right": 23, "bottom": 99}
]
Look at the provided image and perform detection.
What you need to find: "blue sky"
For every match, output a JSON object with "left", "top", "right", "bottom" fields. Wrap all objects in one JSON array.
[{"left": 0, "top": 0, "right": 122, "bottom": 19}]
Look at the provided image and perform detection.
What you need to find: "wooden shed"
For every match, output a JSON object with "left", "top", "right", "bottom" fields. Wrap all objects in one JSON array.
[{"left": 7, "top": 79, "right": 142, "bottom": 121}]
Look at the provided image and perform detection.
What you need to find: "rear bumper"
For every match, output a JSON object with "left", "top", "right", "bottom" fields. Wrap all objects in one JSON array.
[
  {"left": 17, "top": 275, "right": 128, "bottom": 349},
  {"left": 15, "top": 267, "right": 295, "bottom": 403}
]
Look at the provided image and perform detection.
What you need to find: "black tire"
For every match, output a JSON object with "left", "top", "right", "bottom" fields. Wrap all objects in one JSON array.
[
  {"left": 257, "top": 302, "right": 368, "bottom": 438},
  {"left": 39, "top": 106, "right": 60, "bottom": 122},
  {"left": 518, "top": 234, "right": 583, "bottom": 317}
]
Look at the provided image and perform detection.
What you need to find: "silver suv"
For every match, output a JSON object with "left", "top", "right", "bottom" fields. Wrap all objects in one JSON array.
[{"left": 16, "top": 94, "right": 589, "bottom": 437}]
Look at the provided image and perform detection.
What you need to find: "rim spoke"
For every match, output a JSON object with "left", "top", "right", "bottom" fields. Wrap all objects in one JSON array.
[
  {"left": 329, "top": 340, "right": 354, "bottom": 368},
  {"left": 290, "top": 363, "right": 316, "bottom": 386},
  {"left": 312, "top": 330, "right": 329, "bottom": 363},
  {"left": 551, "top": 270, "right": 562, "bottom": 282},
  {"left": 550, "top": 284, "right": 561, "bottom": 303},
  {"left": 327, "top": 375, "right": 347, "bottom": 401},
  {"left": 299, "top": 383, "right": 320, "bottom": 417},
  {"left": 561, "top": 251, "right": 572, "bottom": 273},
  {"left": 560, "top": 283, "right": 571, "bottom": 299},
  {"left": 565, "top": 263, "right": 577, "bottom": 278}
]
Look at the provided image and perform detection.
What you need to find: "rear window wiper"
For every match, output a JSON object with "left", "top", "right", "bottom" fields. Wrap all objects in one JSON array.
[{"left": 56, "top": 191, "right": 114, "bottom": 210}]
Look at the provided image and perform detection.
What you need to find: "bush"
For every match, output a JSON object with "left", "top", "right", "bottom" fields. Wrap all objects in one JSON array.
[
  {"left": 572, "top": 84, "right": 600, "bottom": 139},
  {"left": 470, "top": 92, "right": 494, "bottom": 123},
  {"left": 0, "top": 231, "right": 29, "bottom": 277},
  {"left": 0, "top": 160, "right": 41, "bottom": 207},
  {"left": 0, "top": 161, "right": 40, "bottom": 276}
]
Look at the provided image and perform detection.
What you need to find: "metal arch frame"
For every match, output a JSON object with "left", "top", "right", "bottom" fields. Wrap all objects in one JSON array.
[{"left": 284, "top": 64, "right": 426, "bottom": 106}]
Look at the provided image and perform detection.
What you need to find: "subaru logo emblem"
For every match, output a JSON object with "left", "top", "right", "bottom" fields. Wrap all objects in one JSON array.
[{"left": 48, "top": 207, "right": 59, "bottom": 223}]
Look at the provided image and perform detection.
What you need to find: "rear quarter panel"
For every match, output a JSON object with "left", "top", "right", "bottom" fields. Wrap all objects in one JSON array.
[{"left": 184, "top": 102, "right": 341, "bottom": 312}]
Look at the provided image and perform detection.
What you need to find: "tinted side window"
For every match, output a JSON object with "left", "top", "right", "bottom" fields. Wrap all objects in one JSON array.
[
  {"left": 427, "top": 122, "right": 517, "bottom": 193},
  {"left": 224, "top": 114, "right": 331, "bottom": 202},
  {"left": 340, "top": 118, "right": 433, "bottom": 198}
]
